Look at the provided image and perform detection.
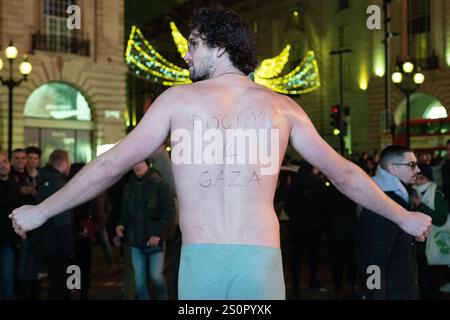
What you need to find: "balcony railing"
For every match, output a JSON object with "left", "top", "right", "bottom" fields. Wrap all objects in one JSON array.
[
  {"left": 32, "top": 32, "right": 90, "bottom": 56},
  {"left": 413, "top": 54, "right": 439, "bottom": 70},
  {"left": 395, "top": 53, "right": 439, "bottom": 71}
]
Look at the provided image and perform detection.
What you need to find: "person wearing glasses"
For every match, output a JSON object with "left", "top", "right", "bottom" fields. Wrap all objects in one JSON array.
[
  {"left": 356, "top": 145, "right": 422, "bottom": 300},
  {"left": 10, "top": 7, "right": 432, "bottom": 300}
]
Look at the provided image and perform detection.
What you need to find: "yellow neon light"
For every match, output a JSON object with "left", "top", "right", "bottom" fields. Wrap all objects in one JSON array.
[
  {"left": 125, "top": 25, "right": 321, "bottom": 95},
  {"left": 255, "top": 45, "right": 291, "bottom": 79},
  {"left": 170, "top": 21, "right": 188, "bottom": 58}
]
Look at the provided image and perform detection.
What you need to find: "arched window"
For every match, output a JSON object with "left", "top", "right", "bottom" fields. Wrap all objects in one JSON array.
[
  {"left": 24, "top": 82, "right": 91, "bottom": 120},
  {"left": 423, "top": 105, "right": 448, "bottom": 120},
  {"left": 394, "top": 93, "right": 445, "bottom": 125},
  {"left": 23, "top": 82, "right": 93, "bottom": 164}
]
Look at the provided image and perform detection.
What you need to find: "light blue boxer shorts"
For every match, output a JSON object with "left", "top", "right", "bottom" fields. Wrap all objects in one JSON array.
[{"left": 178, "top": 243, "right": 286, "bottom": 300}]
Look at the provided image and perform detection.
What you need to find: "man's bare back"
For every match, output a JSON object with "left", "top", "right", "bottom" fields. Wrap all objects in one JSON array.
[
  {"left": 10, "top": 5, "right": 431, "bottom": 248},
  {"left": 170, "top": 74, "right": 290, "bottom": 247},
  {"left": 8, "top": 6, "right": 432, "bottom": 301}
]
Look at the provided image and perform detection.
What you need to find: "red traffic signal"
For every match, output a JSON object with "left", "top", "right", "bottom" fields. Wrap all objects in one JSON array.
[
  {"left": 331, "top": 105, "right": 340, "bottom": 114},
  {"left": 330, "top": 105, "right": 341, "bottom": 130}
]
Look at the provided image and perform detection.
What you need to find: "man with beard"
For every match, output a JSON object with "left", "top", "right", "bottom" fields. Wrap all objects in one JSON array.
[{"left": 11, "top": 6, "right": 431, "bottom": 300}]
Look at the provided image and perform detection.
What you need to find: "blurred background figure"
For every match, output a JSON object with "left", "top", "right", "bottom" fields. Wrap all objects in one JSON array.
[
  {"left": 0, "top": 151, "right": 19, "bottom": 300},
  {"left": 16, "top": 146, "right": 43, "bottom": 300},
  {"left": 110, "top": 172, "right": 135, "bottom": 300},
  {"left": 10, "top": 149, "right": 27, "bottom": 185},
  {"left": 412, "top": 163, "right": 448, "bottom": 300},
  {"left": 150, "top": 144, "right": 180, "bottom": 300},
  {"left": 115, "top": 160, "right": 176, "bottom": 300},
  {"left": 69, "top": 163, "right": 95, "bottom": 300},
  {"left": 321, "top": 183, "right": 357, "bottom": 299},
  {"left": 32, "top": 150, "right": 73, "bottom": 300},
  {"left": 285, "top": 162, "right": 325, "bottom": 297}
]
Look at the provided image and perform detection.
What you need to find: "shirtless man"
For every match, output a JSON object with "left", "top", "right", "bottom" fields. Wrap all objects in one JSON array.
[{"left": 10, "top": 6, "right": 431, "bottom": 300}]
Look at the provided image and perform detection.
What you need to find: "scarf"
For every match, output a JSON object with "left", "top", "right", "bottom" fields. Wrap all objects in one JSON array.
[
  {"left": 373, "top": 165, "right": 410, "bottom": 204},
  {"left": 413, "top": 181, "right": 437, "bottom": 210}
]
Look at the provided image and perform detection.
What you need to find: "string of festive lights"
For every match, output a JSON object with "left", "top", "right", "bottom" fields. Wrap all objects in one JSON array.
[
  {"left": 168, "top": 22, "right": 293, "bottom": 81},
  {"left": 125, "top": 26, "right": 191, "bottom": 85},
  {"left": 170, "top": 22, "right": 188, "bottom": 59},
  {"left": 255, "top": 45, "right": 291, "bottom": 79},
  {"left": 254, "top": 51, "right": 321, "bottom": 95},
  {"left": 125, "top": 23, "right": 320, "bottom": 95}
]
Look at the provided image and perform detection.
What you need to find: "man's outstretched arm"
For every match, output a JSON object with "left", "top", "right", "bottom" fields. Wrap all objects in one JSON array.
[
  {"left": 10, "top": 86, "right": 182, "bottom": 237},
  {"left": 286, "top": 100, "right": 431, "bottom": 240}
]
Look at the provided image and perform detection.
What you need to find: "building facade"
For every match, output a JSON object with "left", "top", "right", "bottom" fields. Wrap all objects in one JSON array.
[
  {"left": 0, "top": 0, "right": 127, "bottom": 163},
  {"left": 234, "top": 0, "right": 450, "bottom": 156}
]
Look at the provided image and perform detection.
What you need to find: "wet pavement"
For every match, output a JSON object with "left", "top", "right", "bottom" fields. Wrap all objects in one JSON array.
[{"left": 36, "top": 236, "right": 450, "bottom": 301}]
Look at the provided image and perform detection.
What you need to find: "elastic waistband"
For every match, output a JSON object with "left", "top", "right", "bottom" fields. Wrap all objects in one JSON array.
[{"left": 181, "top": 243, "right": 281, "bottom": 253}]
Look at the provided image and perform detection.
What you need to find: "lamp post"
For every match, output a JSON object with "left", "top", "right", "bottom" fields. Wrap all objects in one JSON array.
[
  {"left": 330, "top": 48, "right": 352, "bottom": 156},
  {"left": 391, "top": 61, "right": 424, "bottom": 149},
  {"left": 0, "top": 41, "right": 32, "bottom": 157}
]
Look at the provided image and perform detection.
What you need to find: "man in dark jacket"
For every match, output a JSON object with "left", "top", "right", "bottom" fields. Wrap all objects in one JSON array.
[
  {"left": 356, "top": 145, "right": 420, "bottom": 300},
  {"left": 322, "top": 184, "right": 357, "bottom": 299},
  {"left": 285, "top": 162, "right": 325, "bottom": 296},
  {"left": 115, "top": 160, "right": 176, "bottom": 300},
  {"left": 17, "top": 146, "right": 42, "bottom": 300},
  {"left": 32, "top": 150, "right": 73, "bottom": 300},
  {"left": 0, "top": 151, "right": 20, "bottom": 299}
]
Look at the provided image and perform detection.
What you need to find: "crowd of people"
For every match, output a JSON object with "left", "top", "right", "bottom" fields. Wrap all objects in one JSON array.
[
  {"left": 3, "top": 6, "right": 440, "bottom": 301},
  {"left": 0, "top": 146, "right": 180, "bottom": 300},
  {"left": 277, "top": 142, "right": 450, "bottom": 299},
  {"left": 2, "top": 141, "right": 449, "bottom": 300}
]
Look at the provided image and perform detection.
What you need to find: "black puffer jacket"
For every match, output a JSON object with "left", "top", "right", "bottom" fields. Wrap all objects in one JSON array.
[{"left": 119, "top": 169, "right": 176, "bottom": 246}]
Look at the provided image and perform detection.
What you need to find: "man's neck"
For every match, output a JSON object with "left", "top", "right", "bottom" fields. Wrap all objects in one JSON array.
[
  {"left": 50, "top": 164, "right": 65, "bottom": 176},
  {"left": 211, "top": 65, "right": 244, "bottom": 79},
  {"left": 135, "top": 170, "right": 148, "bottom": 178},
  {"left": 13, "top": 167, "right": 25, "bottom": 174},
  {"left": 27, "top": 167, "right": 39, "bottom": 177},
  {"left": 0, "top": 175, "right": 8, "bottom": 181}
]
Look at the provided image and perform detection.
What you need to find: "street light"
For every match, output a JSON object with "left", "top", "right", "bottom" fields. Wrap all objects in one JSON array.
[
  {"left": 391, "top": 60, "right": 424, "bottom": 149},
  {"left": 402, "top": 61, "right": 414, "bottom": 73},
  {"left": 0, "top": 41, "right": 32, "bottom": 156}
]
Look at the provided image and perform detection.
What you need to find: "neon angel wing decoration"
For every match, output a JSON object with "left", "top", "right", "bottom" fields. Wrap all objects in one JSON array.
[
  {"left": 126, "top": 26, "right": 191, "bottom": 86},
  {"left": 254, "top": 50, "right": 320, "bottom": 95},
  {"left": 125, "top": 23, "right": 320, "bottom": 95}
]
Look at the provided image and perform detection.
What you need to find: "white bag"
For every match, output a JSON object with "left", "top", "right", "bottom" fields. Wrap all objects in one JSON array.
[{"left": 426, "top": 214, "right": 450, "bottom": 265}]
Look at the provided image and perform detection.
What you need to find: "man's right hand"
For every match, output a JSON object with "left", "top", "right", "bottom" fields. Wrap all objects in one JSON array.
[
  {"left": 115, "top": 225, "right": 125, "bottom": 238},
  {"left": 399, "top": 211, "right": 432, "bottom": 242},
  {"left": 9, "top": 205, "right": 48, "bottom": 239}
]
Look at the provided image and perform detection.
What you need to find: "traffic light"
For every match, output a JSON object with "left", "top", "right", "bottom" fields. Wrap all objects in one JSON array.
[
  {"left": 330, "top": 105, "right": 351, "bottom": 136},
  {"left": 330, "top": 105, "right": 341, "bottom": 135},
  {"left": 342, "top": 106, "right": 350, "bottom": 136}
]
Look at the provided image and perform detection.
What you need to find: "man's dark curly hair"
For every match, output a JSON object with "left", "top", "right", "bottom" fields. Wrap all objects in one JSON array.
[{"left": 189, "top": 6, "right": 258, "bottom": 75}]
